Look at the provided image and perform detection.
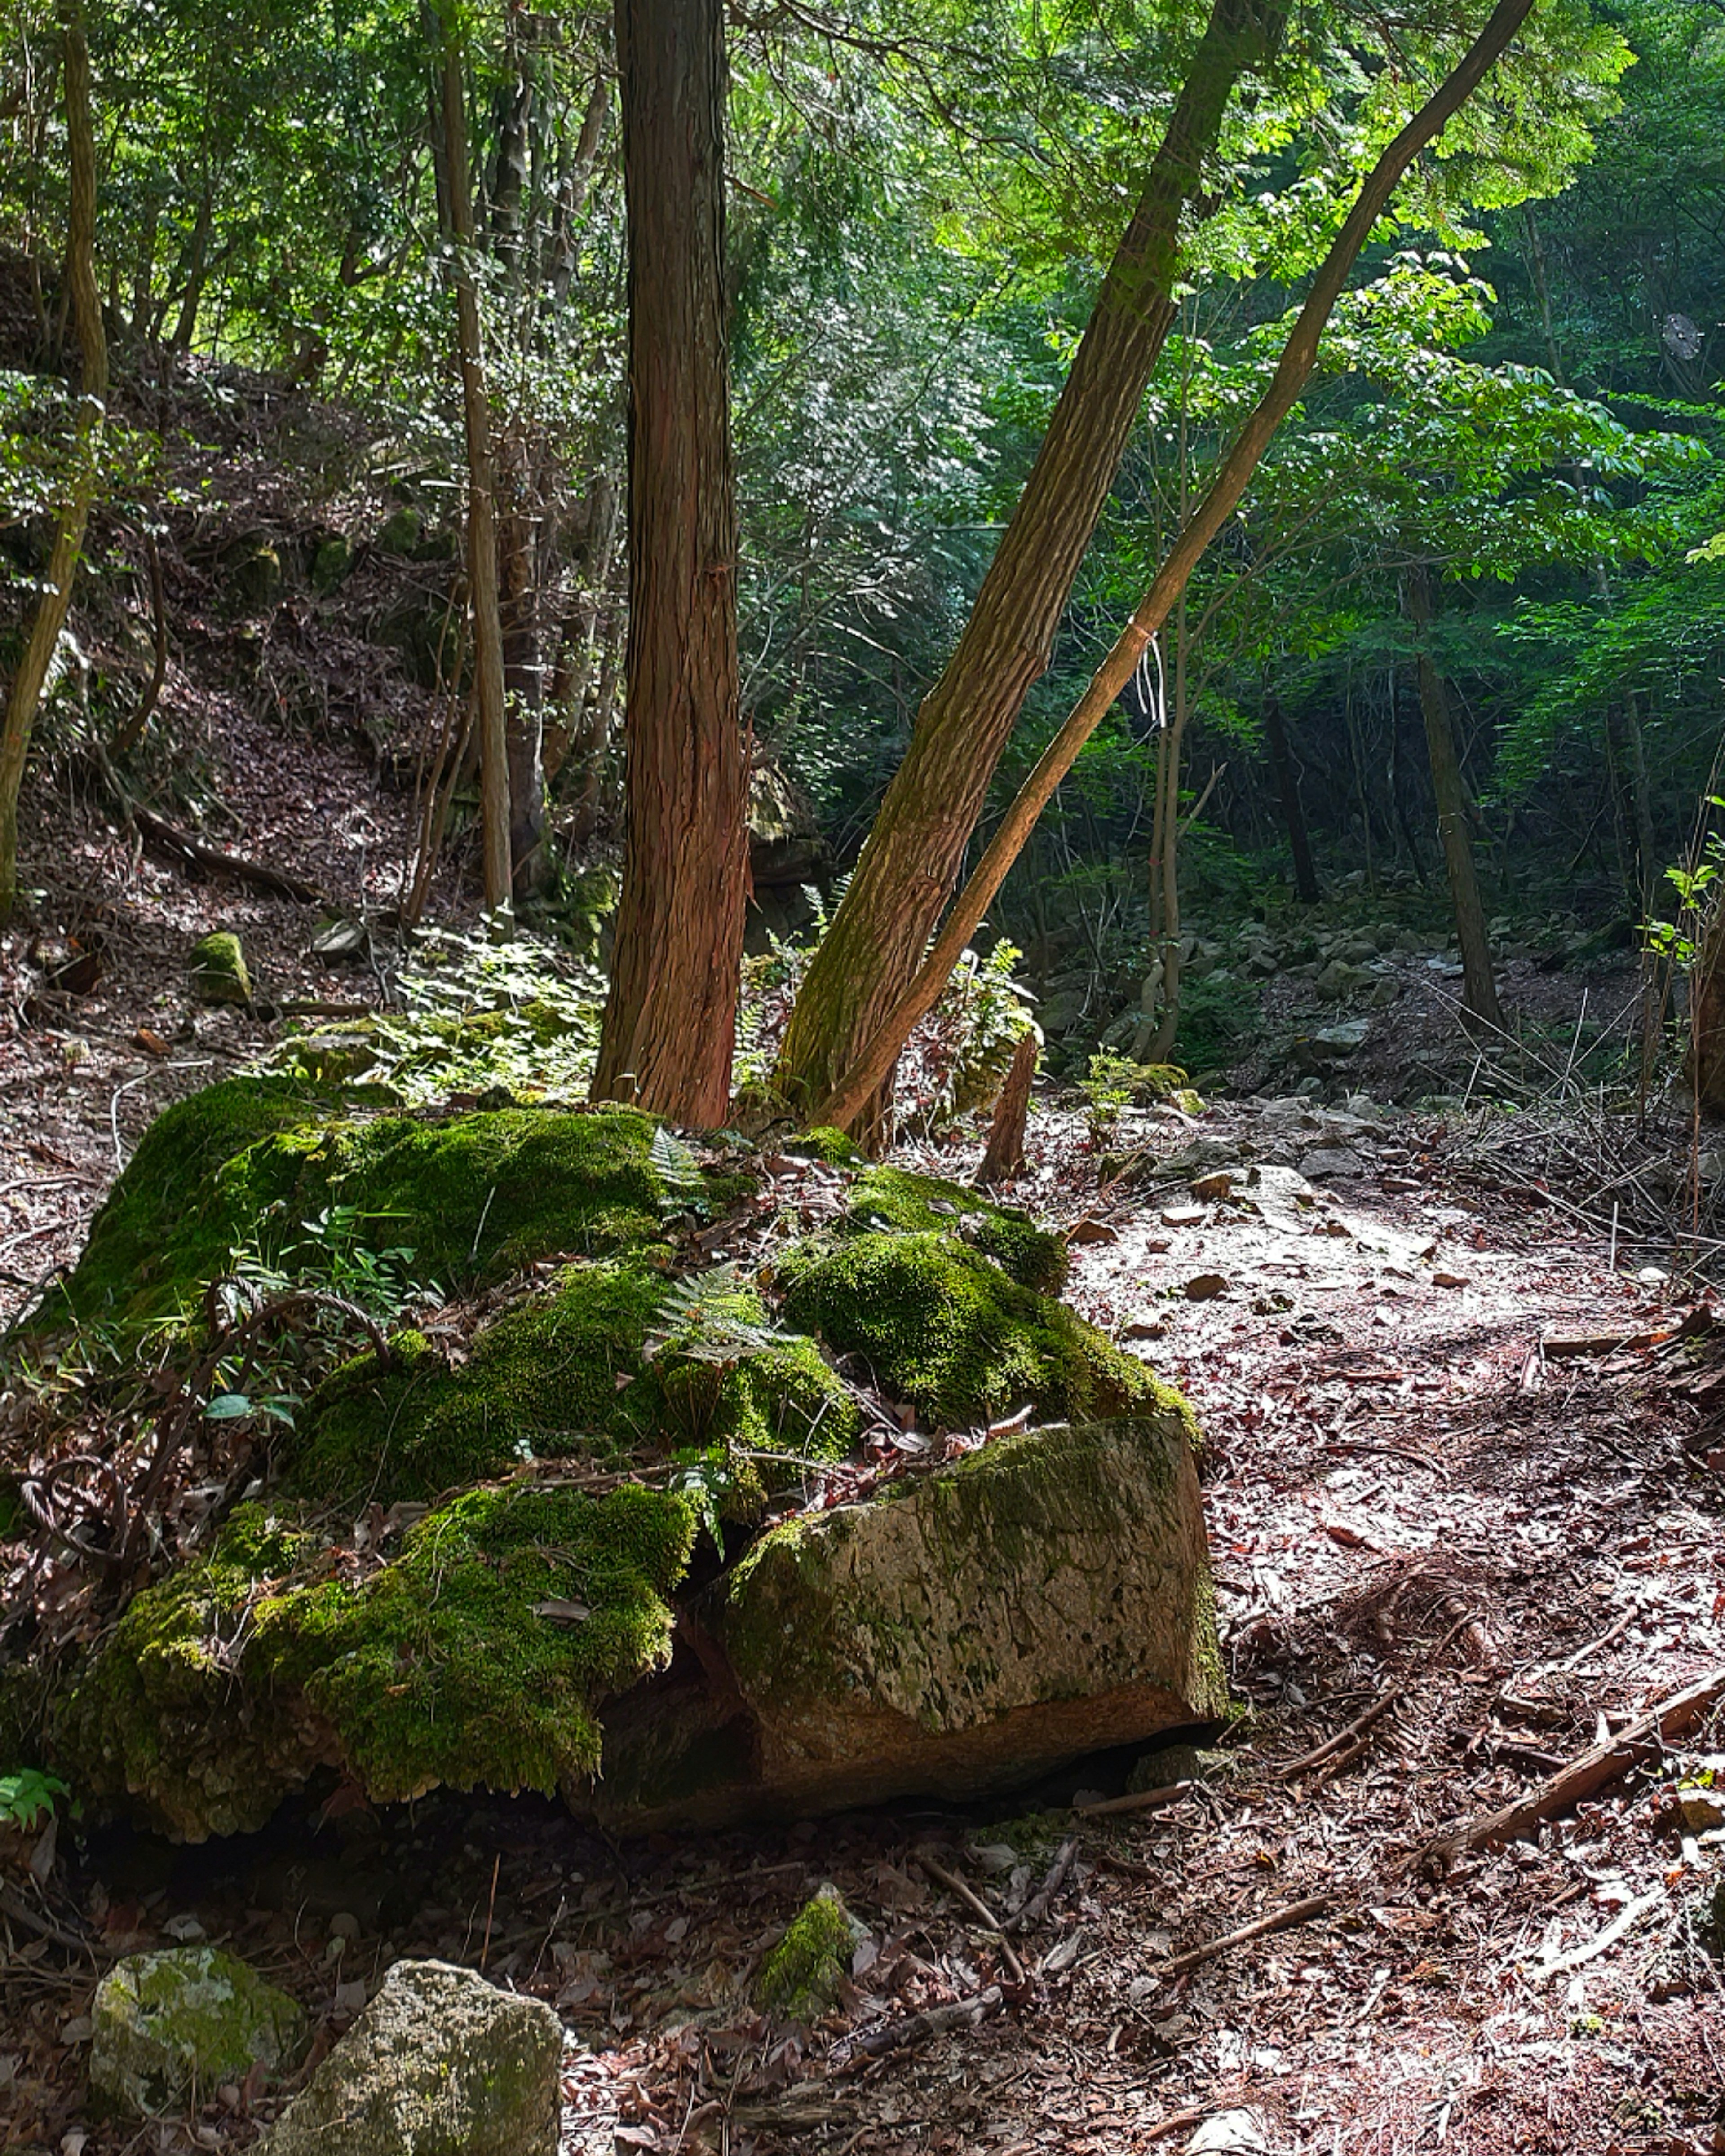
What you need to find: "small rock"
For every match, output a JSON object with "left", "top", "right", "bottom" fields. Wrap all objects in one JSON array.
[
  {"left": 1637, "top": 1266, "right": 1668, "bottom": 1287},
  {"left": 1184, "top": 1273, "right": 1228, "bottom": 1301},
  {"left": 1189, "top": 1171, "right": 1234, "bottom": 1202},
  {"left": 1432, "top": 1270, "right": 1471, "bottom": 1290},
  {"left": 1381, "top": 1174, "right": 1421, "bottom": 1193},
  {"left": 91, "top": 1947, "right": 307, "bottom": 2120},
  {"left": 1187, "top": 2111, "right": 1271, "bottom": 2154},
  {"left": 1161, "top": 1205, "right": 1206, "bottom": 1228},
  {"left": 1678, "top": 1786, "right": 1725, "bottom": 1832},
  {"left": 969, "top": 1842, "right": 1019, "bottom": 1874},
  {"left": 1121, "top": 1312, "right": 1168, "bottom": 1340},
  {"left": 1311, "top": 1020, "right": 1370, "bottom": 1054},
  {"left": 757, "top": 1888, "right": 865, "bottom": 2019},
  {"left": 59, "top": 2016, "right": 93, "bottom": 2046},
  {"left": 1067, "top": 1218, "right": 1120, "bottom": 1246},
  {"left": 161, "top": 1914, "right": 206, "bottom": 1943},
  {"left": 186, "top": 931, "right": 252, "bottom": 1008},
  {"left": 1300, "top": 1147, "right": 1367, "bottom": 1180},
  {"left": 258, "top": 1959, "right": 561, "bottom": 2156}
]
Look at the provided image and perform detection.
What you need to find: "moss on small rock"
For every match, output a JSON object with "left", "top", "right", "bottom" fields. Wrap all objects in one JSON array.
[
  {"left": 187, "top": 931, "right": 252, "bottom": 1007},
  {"left": 756, "top": 1887, "right": 859, "bottom": 2019},
  {"left": 843, "top": 1165, "right": 1066, "bottom": 1292},
  {"left": 91, "top": 1945, "right": 307, "bottom": 2118},
  {"left": 787, "top": 1126, "right": 864, "bottom": 1166},
  {"left": 781, "top": 1230, "right": 1157, "bottom": 1430}
]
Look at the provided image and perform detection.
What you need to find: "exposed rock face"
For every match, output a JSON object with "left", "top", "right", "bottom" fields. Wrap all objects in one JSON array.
[
  {"left": 90, "top": 1947, "right": 307, "bottom": 2118},
  {"left": 592, "top": 1414, "right": 1225, "bottom": 1829},
  {"left": 259, "top": 1960, "right": 562, "bottom": 2156}
]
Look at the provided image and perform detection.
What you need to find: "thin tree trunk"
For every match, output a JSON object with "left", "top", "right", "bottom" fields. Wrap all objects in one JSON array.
[
  {"left": 0, "top": 3, "right": 105, "bottom": 922},
  {"left": 810, "top": 0, "right": 1535, "bottom": 1134},
  {"left": 1263, "top": 690, "right": 1320, "bottom": 902},
  {"left": 774, "top": 0, "right": 1289, "bottom": 1133},
  {"left": 435, "top": 4, "right": 513, "bottom": 922},
  {"left": 977, "top": 1031, "right": 1038, "bottom": 1185},
  {"left": 1404, "top": 563, "right": 1502, "bottom": 1029},
  {"left": 591, "top": 0, "right": 747, "bottom": 1125}
]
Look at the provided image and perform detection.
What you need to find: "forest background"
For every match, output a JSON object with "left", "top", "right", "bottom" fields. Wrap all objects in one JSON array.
[{"left": 2, "top": 0, "right": 1724, "bottom": 1116}]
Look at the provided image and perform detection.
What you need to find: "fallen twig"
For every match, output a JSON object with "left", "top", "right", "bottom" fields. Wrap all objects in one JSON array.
[
  {"left": 831, "top": 1984, "right": 1004, "bottom": 2071},
  {"left": 1157, "top": 1891, "right": 1341, "bottom": 1981},
  {"left": 1414, "top": 1666, "right": 1725, "bottom": 1877},
  {"left": 914, "top": 1854, "right": 1027, "bottom": 1989},
  {"left": 1002, "top": 1835, "right": 1077, "bottom": 1935},
  {"left": 1073, "top": 1778, "right": 1196, "bottom": 1820},
  {"left": 134, "top": 805, "right": 322, "bottom": 902},
  {"left": 1275, "top": 1686, "right": 1402, "bottom": 1780},
  {"left": 0, "top": 1882, "right": 99, "bottom": 1959}
]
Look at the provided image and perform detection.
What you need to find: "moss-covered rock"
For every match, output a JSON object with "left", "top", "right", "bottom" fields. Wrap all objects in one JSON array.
[
  {"left": 781, "top": 1230, "right": 1154, "bottom": 1430},
  {"left": 91, "top": 1947, "right": 307, "bottom": 2118},
  {"left": 260, "top": 1959, "right": 562, "bottom": 2156},
  {"left": 757, "top": 1888, "right": 861, "bottom": 2019},
  {"left": 289, "top": 1260, "right": 859, "bottom": 1509},
  {"left": 56, "top": 1485, "right": 697, "bottom": 1837},
  {"left": 842, "top": 1164, "right": 1066, "bottom": 1292},
  {"left": 33, "top": 1081, "right": 685, "bottom": 1342},
  {"left": 592, "top": 1415, "right": 1225, "bottom": 1830},
  {"left": 187, "top": 930, "right": 252, "bottom": 1007}
]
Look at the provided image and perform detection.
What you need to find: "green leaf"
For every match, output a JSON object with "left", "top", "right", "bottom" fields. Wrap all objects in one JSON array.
[{"left": 204, "top": 1392, "right": 253, "bottom": 1419}]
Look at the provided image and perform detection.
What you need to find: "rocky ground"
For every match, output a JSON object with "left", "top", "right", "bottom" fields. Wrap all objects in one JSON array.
[{"left": 3, "top": 1072, "right": 1724, "bottom": 2155}]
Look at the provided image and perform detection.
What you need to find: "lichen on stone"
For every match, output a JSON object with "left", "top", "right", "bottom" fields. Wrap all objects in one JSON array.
[
  {"left": 756, "top": 1887, "right": 860, "bottom": 2019},
  {"left": 90, "top": 1946, "right": 307, "bottom": 2117},
  {"left": 187, "top": 930, "right": 252, "bottom": 1007},
  {"left": 781, "top": 1229, "right": 1157, "bottom": 1430}
]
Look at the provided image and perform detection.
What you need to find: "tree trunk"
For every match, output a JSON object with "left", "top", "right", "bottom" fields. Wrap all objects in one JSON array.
[
  {"left": 0, "top": 2, "right": 105, "bottom": 923},
  {"left": 809, "top": 0, "right": 1536, "bottom": 1134},
  {"left": 435, "top": 5, "right": 513, "bottom": 923},
  {"left": 591, "top": 0, "right": 747, "bottom": 1126},
  {"left": 977, "top": 1030, "right": 1038, "bottom": 1186},
  {"left": 774, "top": 0, "right": 1288, "bottom": 1132},
  {"left": 1404, "top": 563, "right": 1501, "bottom": 1029},
  {"left": 1263, "top": 691, "right": 1320, "bottom": 904}
]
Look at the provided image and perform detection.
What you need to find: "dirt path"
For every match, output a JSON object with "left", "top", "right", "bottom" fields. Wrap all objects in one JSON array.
[{"left": 5, "top": 1090, "right": 1722, "bottom": 2155}]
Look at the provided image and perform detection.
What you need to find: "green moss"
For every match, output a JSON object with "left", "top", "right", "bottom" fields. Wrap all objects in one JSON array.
[
  {"left": 91, "top": 1945, "right": 307, "bottom": 2116},
  {"left": 258, "top": 1481, "right": 696, "bottom": 1800},
  {"left": 58, "top": 1486, "right": 698, "bottom": 1831},
  {"left": 187, "top": 931, "right": 252, "bottom": 1006},
  {"left": 34, "top": 1083, "right": 691, "bottom": 1347},
  {"left": 757, "top": 1888, "right": 858, "bottom": 2019},
  {"left": 290, "top": 1256, "right": 669, "bottom": 1504},
  {"left": 782, "top": 1231, "right": 1156, "bottom": 1430},
  {"left": 290, "top": 1262, "right": 860, "bottom": 1510},
  {"left": 844, "top": 1165, "right": 1067, "bottom": 1292},
  {"left": 788, "top": 1126, "right": 864, "bottom": 1166}
]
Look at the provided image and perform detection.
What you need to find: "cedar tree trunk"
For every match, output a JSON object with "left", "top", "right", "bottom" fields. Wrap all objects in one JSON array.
[
  {"left": 592, "top": 0, "right": 748, "bottom": 1123},
  {"left": 774, "top": 0, "right": 1288, "bottom": 1133},
  {"left": 1263, "top": 691, "right": 1320, "bottom": 904}
]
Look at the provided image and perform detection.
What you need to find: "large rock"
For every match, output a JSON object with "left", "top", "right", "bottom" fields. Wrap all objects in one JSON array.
[
  {"left": 592, "top": 1414, "right": 1225, "bottom": 1829},
  {"left": 259, "top": 1960, "right": 562, "bottom": 2156},
  {"left": 90, "top": 1946, "right": 307, "bottom": 2118}
]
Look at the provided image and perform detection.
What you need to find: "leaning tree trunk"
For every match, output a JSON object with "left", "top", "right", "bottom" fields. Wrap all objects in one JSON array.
[
  {"left": 809, "top": 0, "right": 1536, "bottom": 1134},
  {"left": 1404, "top": 563, "right": 1501, "bottom": 1029},
  {"left": 773, "top": 0, "right": 1288, "bottom": 1135},
  {"left": 0, "top": 0, "right": 105, "bottom": 923},
  {"left": 591, "top": 0, "right": 748, "bottom": 1125},
  {"left": 435, "top": 4, "right": 513, "bottom": 923}
]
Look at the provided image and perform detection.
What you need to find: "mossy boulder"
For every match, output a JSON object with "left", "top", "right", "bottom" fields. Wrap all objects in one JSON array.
[
  {"left": 259, "top": 1959, "right": 562, "bottom": 2156},
  {"left": 33, "top": 1080, "right": 685, "bottom": 1342},
  {"left": 187, "top": 930, "right": 252, "bottom": 1007},
  {"left": 91, "top": 1946, "right": 307, "bottom": 2117},
  {"left": 289, "top": 1259, "right": 860, "bottom": 1508},
  {"left": 757, "top": 1888, "right": 862, "bottom": 2019},
  {"left": 842, "top": 1164, "right": 1066, "bottom": 1292},
  {"left": 781, "top": 1230, "right": 1154, "bottom": 1430},
  {"left": 55, "top": 1485, "right": 697, "bottom": 1838},
  {"left": 591, "top": 1414, "right": 1224, "bottom": 1830}
]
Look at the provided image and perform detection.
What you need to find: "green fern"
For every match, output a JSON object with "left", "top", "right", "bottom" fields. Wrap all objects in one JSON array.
[{"left": 649, "top": 1126, "right": 708, "bottom": 1216}]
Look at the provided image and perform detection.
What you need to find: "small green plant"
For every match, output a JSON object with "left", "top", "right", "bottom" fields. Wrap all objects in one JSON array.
[
  {"left": 1078, "top": 1051, "right": 1140, "bottom": 1145},
  {"left": 0, "top": 1767, "right": 69, "bottom": 1831}
]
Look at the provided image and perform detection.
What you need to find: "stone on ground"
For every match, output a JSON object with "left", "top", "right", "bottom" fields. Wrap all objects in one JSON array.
[
  {"left": 594, "top": 1413, "right": 1225, "bottom": 1828},
  {"left": 187, "top": 930, "right": 252, "bottom": 1006},
  {"left": 756, "top": 1887, "right": 864, "bottom": 2019},
  {"left": 90, "top": 1945, "right": 307, "bottom": 2117},
  {"left": 259, "top": 1959, "right": 562, "bottom": 2156}
]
